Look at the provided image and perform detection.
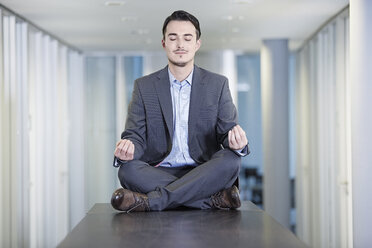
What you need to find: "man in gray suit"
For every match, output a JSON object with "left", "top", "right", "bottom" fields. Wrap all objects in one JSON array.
[{"left": 111, "top": 10, "right": 249, "bottom": 212}]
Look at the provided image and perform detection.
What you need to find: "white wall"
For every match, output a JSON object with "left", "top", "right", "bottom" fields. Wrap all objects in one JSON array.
[
  {"left": 350, "top": 0, "right": 372, "bottom": 246},
  {"left": 0, "top": 7, "right": 84, "bottom": 248},
  {"left": 295, "top": 8, "right": 352, "bottom": 248}
]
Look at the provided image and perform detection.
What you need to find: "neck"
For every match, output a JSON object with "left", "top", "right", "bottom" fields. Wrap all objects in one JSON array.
[{"left": 168, "top": 62, "right": 194, "bottom": 82}]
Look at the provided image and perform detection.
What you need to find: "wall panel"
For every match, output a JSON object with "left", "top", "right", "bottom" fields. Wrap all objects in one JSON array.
[{"left": 295, "top": 9, "right": 351, "bottom": 248}]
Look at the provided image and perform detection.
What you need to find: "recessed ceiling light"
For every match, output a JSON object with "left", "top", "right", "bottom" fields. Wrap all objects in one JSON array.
[
  {"left": 121, "top": 16, "right": 138, "bottom": 22},
  {"left": 231, "top": 0, "right": 254, "bottom": 4},
  {"left": 105, "top": 1, "right": 125, "bottom": 6},
  {"left": 222, "top": 15, "right": 234, "bottom": 21},
  {"left": 222, "top": 15, "right": 245, "bottom": 21},
  {"left": 131, "top": 29, "right": 149, "bottom": 35}
]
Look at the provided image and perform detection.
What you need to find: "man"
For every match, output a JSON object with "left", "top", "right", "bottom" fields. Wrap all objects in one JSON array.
[{"left": 111, "top": 10, "right": 249, "bottom": 212}]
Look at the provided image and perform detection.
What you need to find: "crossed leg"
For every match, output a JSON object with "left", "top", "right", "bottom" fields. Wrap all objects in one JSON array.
[{"left": 118, "top": 149, "right": 241, "bottom": 211}]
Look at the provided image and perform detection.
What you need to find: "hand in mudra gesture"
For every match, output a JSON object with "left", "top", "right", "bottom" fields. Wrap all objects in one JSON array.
[
  {"left": 114, "top": 139, "right": 135, "bottom": 161},
  {"left": 228, "top": 125, "right": 248, "bottom": 150}
]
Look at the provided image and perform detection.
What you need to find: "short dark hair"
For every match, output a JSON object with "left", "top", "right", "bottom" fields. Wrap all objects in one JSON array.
[{"left": 162, "top": 10, "right": 201, "bottom": 40}]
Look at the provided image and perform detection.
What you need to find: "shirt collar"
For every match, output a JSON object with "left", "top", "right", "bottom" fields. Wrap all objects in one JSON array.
[{"left": 168, "top": 67, "right": 194, "bottom": 86}]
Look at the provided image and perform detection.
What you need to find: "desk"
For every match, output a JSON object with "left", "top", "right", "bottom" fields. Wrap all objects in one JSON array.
[{"left": 58, "top": 202, "right": 307, "bottom": 248}]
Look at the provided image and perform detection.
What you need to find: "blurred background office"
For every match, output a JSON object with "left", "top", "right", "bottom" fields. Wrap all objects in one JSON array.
[{"left": 1, "top": 0, "right": 371, "bottom": 247}]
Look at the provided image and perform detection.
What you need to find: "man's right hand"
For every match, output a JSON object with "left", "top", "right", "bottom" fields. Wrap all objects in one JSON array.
[{"left": 114, "top": 139, "right": 135, "bottom": 161}]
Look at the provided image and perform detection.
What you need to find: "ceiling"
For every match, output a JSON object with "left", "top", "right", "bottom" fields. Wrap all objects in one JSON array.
[{"left": 0, "top": 0, "right": 348, "bottom": 52}]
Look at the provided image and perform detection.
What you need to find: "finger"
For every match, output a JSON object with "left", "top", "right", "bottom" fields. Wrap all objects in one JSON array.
[
  {"left": 229, "top": 130, "right": 236, "bottom": 149},
  {"left": 234, "top": 125, "right": 248, "bottom": 148},
  {"left": 236, "top": 125, "right": 247, "bottom": 146},
  {"left": 126, "top": 140, "right": 134, "bottom": 159},
  {"left": 234, "top": 125, "right": 241, "bottom": 133},
  {"left": 118, "top": 140, "right": 127, "bottom": 156},
  {"left": 114, "top": 140, "right": 124, "bottom": 157},
  {"left": 232, "top": 124, "right": 239, "bottom": 131},
  {"left": 128, "top": 142, "right": 135, "bottom": 160},
  {"left": 236, "top": 125, "right": 246, "bottom": 138},
  {"left": 123, "top": 140, "right": 135, "bottom": 159},
  {"left": 121, "top": 140, "right": 131, "bottom": 158},
  {"left": 233, "top": 127, "right": 242, "bottom": 143},
  {"left": 229, "top": 129, "right": 238, "bottom": 149},
  {"left": 233, "top": 125, "right": 243, "bottom": 135}
]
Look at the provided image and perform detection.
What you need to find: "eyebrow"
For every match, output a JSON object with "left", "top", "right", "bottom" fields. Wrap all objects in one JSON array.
[{"left": 168, "top": 33, "right": 194, "bottom": 37}]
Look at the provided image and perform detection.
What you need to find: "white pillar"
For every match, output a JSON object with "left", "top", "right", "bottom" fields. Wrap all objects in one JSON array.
[
  {"left": 350, "top": 1, "right": 372, "bottom": 247},
  {"left": 261, "top": 39, "right": 290, "bottom": 228},
  {"left": 222, "top": 50, "right": 238, "bottom": 105},
  {"left": 68, "top": 52, "right": 85, "bottom": 229},
  {"left": 195, "top": 50, "right": 238, "bottom": 105}
]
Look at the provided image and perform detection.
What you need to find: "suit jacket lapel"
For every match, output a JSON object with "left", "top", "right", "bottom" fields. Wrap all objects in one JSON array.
[
  {"left": 189, "top": 66, "right": 206, "bottom": 139},
  {"left": 155, "top": 66, "right": 173, "bottom": 138}
]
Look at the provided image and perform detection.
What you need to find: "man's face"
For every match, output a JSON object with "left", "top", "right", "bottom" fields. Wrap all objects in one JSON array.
[{"left": 162, "top": 20, "right": 201, "bottom": 67}]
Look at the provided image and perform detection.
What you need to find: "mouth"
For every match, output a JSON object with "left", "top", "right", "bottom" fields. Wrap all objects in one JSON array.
[{"left": 174, "top": 50, "right": 187, "bottom": 55}]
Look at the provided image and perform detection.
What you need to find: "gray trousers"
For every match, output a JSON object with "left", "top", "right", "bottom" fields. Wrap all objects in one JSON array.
[{"left": 118, "top": 149, "right": 241, "bottom": 211}]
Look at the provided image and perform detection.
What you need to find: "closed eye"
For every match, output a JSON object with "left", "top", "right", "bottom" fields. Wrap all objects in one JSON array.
[{"left": 184, "top": 34, "right": 193, "bottom": 41}]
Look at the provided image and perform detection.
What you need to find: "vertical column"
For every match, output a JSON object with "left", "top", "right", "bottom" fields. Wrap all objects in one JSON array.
[
  {"left": 68, "top": 51, "right": 85, "bottom": 229},
  {"left": 55, "top": 45, "right": 69, "bottom": 245},
  {"left": 261, "top": 39, "right": 290, "bottom": 228},
  {"left": 16, "top": 21, "right": 30, "bottom": 248},
  {"left": 350, "top": 0, "right": 372, "bottom": 247},
  {"left": 1, "top": 14, "right": 12, "bottom": 248},
  {"left": 0, "top": 9, "right": 4, "bottom": 246},
  {"left": 222, "top": 50, "right": 238, "bottom": 105},
  {"left": 195, "top": 51, "right": 238, "bottom": 104}
]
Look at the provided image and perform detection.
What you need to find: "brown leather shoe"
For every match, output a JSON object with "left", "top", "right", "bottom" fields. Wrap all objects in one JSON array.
[
  {"left": 111, "top": 188, "right": 150, "bottom": 213},
  {"left": 211, "top": 185, "right": 241, "bottom": 210}
]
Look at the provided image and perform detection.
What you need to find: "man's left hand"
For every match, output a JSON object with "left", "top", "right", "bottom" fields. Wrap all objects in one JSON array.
[{"left": 228, "top": 125, "right": 248, "bottom": 150}]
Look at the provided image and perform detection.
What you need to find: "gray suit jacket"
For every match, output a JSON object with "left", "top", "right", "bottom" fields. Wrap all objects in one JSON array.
[{"left": 115, "top": 65, "right": 247, "bottom": 167}]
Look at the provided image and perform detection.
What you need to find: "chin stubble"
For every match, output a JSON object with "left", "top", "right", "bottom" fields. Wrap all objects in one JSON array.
[{"left": 169, "top": 59, "right": 187, "bottom": 67}]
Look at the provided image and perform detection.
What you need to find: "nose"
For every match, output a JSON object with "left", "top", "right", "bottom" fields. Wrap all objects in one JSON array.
[{"left": 176, "top": 38, "right": 184, "bottom": 49}]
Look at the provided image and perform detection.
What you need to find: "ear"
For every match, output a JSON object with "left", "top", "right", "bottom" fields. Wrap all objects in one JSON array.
[
  {"left": 195, "top": 39, "right": 201, "bottom": 51},
  {"left": 161, "top": 39, "right": 166, "bottom": 48}
]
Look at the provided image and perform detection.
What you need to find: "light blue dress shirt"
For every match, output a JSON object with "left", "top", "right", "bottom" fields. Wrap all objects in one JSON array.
[{"left": 159, "top": 69, "right": 197, "bottom": 167}]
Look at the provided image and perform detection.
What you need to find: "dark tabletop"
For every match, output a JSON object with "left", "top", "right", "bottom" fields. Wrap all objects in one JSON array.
[{"left": 58, "top": 202, "right": 307, "bottom": 248}]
